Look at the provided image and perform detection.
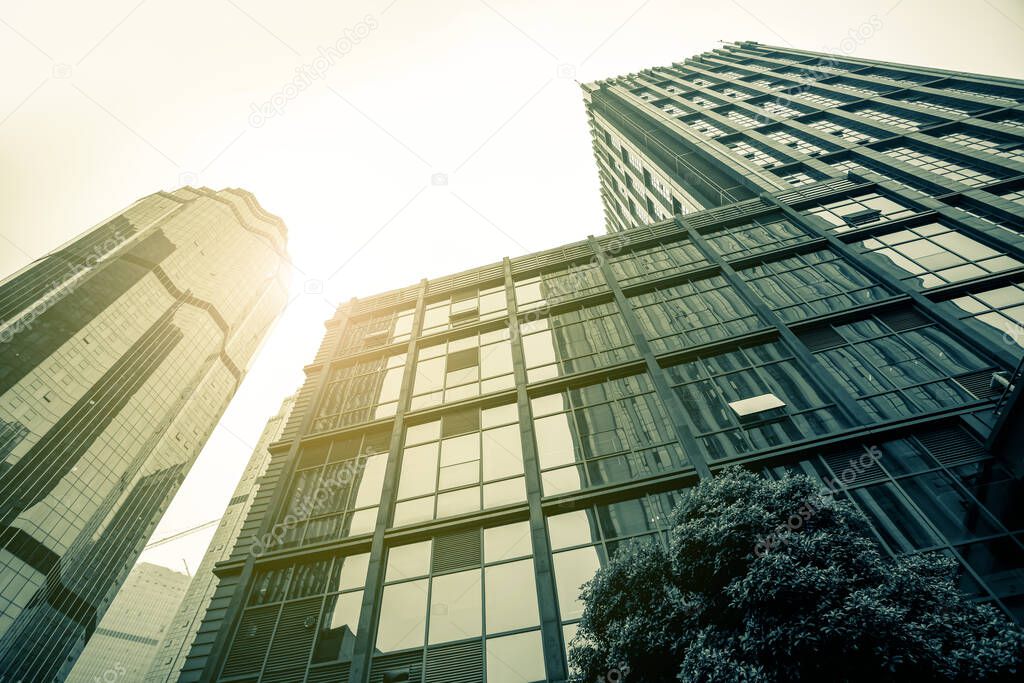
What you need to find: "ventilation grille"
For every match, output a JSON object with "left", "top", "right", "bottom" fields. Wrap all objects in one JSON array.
[
  {"left": 425, "top": 640, "right": 484, "bottom": 683},
  {"left": 773, "top": 178, "right": 863, "bottom": 205},
  {"left": 797, "top": 325, "right": 846, "bottom": 351},
  {"left": 370, "top": 650, "right": 424, "bottom": 683},
  {"left": 426, "top": 264, "right": 505, "bottom": 296},
  {"left": 822, "top": 447, "right": 886, "bottom": 486},
  {"left": 260, "top": 668, "right": 307, "bottom": 683},
  {"left": 510, "top": 242, "right": 595, "bottom": 275},
  {"left": 685, "top": 199, "right": 767, "bottom": 231},
  {"left": 307, "top": 662, "right": 351, "bottom": 683},
  {"left": 954, "top": 370, "right": 1002, "bottom": 400},
  {"left": 916, "top": 426, "right": 987, "bottom": 467},
  {"left": 265, "top": 598, "right": 322, "bottom": 671},
  {"left": 351, "top": 286, "right": 420, "bottom": 315},
  {"left": 877, "top": 308, "right": 929, "bottom": 332},
  {"left": 432, "top": 528, "right": 482, "bottom": 573},
  {"left": 221, "top": 606, "right": 277, "bottom": 677}
]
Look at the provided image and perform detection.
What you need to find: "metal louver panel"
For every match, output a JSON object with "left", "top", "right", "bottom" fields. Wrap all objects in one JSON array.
[
  {"left": 915, "top": 426, "right": 987, "bottom": 467},
  {"left": 425, "top": 640, "right": 483, "bottom": 683},
  {"left": 431, "top": 528, "right": 482, "bottom": 573},
  {"left": 954, "top": 370, "right": 1002, "bottom": 400},
  {"left": 265, "top": 598, "right": 323, "bottom": 672},
  {"left": 260, "top": 668, "right": 307, "bottom": 683},
  {"left": 370, "top": 650, "right": 424, "bottom": 683},
  {"left": 822, "top": 448, "right": 886, "bottom": 486},
  {"left": 796, "top": 325, "right": 846, "bottom": 351},
  {"left": 307, "top": 662, "right": 351, "bottom": 683},
  {"left": 221, "top": 605, "right": 278, "bottom": 678},
  {"left": 773, "top": 178, "right": 863, "bottom": 204},
  {"left": 877, "top": 308, "right": 929, "bottom": 332}
]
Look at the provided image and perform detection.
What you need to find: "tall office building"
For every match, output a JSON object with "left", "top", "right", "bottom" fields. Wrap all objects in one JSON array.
[
  {"left": 0, "top": 187, "right": 290, "bottom": 680},
  {"left": 184, "top": 44, "right": 1023, "bottom": 682},
  {"left": 146, "top": 394, "right": 296, "bottom": 683},
  {"left": 66, "top": 562, "right": 190, "bottom": 683}
]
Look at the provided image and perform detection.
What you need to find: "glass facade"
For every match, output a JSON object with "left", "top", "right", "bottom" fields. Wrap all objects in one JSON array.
[{"left": 189, "top": 43, "right": 1024, "bottom": 683}]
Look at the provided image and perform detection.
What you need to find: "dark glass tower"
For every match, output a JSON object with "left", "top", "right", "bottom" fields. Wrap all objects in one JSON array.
[
  {"left": 184, "top": 44, "right": 1023, "bottom": 683},
  {"left": 0, "top": 187, "right": 290, "bottom": 680}
]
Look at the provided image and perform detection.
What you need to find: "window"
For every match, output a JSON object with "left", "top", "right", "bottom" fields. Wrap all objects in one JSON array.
[
  {"left": 338, "top": 307, "right": 415, "bottom": 354},
  {"left": 803, "top": 191, "right": 917, "bottom": 232},
  {"left": 520, "top": 302, "right": 636, "bottom": 382},
  {"left": 703, "top": 215, "right": 810, "bottom": 259},
  {"left": 278, "top": 433, "right": 389, "bottom": 548},
  {"left": 666, "top": 341, "right": 848, "bottom": 459},
  {"left": 881, "top": 145, "right": 1008, "bottom": 187},
  {"left": 807, "top": 312, "right": 992, "bottom": 420},
  {"left": 224, "top": 552, "right": 369, "bottom": 676},
  {"left": 849, "top": 105, "right": 936, "bottom": 131},
  {"left": 788, "top": 88, "right": 849, "bottom": 108},
  {"left": 394, "top": 403, "right": 525, "bottom": 526},
  {"left": 757, "top": 99, "right": 803, "bottom": 120},
  {"left": 727, "top": 139, "right": 785, "bottom": 167},
  {"left": 805, "top": 116, "right": 881, "bottom": 144},
  {"left": 724, "top": 109, "right": 759, "bottom": 129},
  {"left": 775, "top": 167, "right": 821, "bottom": 187},
  {"left": 313, "top": 353, "right": 405, "bottom": 432},
  {"left": 629, "top": 275, "right": 762, "bottom": 354},
  {"left": 890, "top": 92, "right": 983, "bottom": 117},
  {"left": 765, "top": 128, "right": 830, "bottom": 156},
  {"left": 859, "top": 222, "right": 1021, "bottom": 289},
  {"left": 739, "top": 249, "right": 890, "bottom": 321},
  {"left": 514, "top": 263, "right": 608, "bottom": 311},
  {"left": 421, "top": 285, "right": 507, "bottom": 336},
  {"left": 608, "top": 237, "right": 708, "bottom": 285},
  {"left": 548, "top": 489, "right": 687, "bottom": 637},
  {"left": 685, "top": 116, "right": 727, "bottom": 138},
  {"left": 939, "top": 81, "right": 1024, "bottom": 106},
  {"left": 375, "top": 523, "right": 543, "bottom": 677},
  {"left": 532, "top": 373, "right": 686, "bottom": 495},
  {"left": 940, "top": 281, "right": 1024, "bottom": 351},
  {"left": 411, "top": 328, "right": 514, "bottom": 409}
]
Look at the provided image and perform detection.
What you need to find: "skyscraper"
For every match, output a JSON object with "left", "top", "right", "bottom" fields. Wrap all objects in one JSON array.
[
  {"left": 184, "top": 44, "right": 1023, "bottom": 682},
  {"left": 66, "top": 562, "right": 191, "bottom": 683},
  {"left": 145, "top": 394, "right": 296, "bottom": 683},
  {"left": 0, "top": 186, "right": 290, "bottom": 680}
]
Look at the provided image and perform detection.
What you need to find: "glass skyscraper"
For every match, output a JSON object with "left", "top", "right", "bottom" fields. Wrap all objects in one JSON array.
[
  {"left": 183, "top": 43, "right": 1023, "bottom": 682},
  {"left": 0, "top": 186, "right": 290, "bottom": 680}
]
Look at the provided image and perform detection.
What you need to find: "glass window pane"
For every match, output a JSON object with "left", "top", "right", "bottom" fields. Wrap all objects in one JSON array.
[
  {"left": 353, "top": 453, "right": 388, "bottom": 508},
  {"left": 548, "top": 510, "right": 601, "bottom": 550},
  {"left": 393, "top": 497, "right": 434, "bottom": 527},
  {"left": 437, "top": 487, "right": 480, "bottom": 518},
  {"left": 553, "top": 546, "right": 602, "bottom": 621},
  {"left": 534, "top": 414, "right": 576, "bottom": 469},
  {"left": 483, "top": 424, "right": 524, "bottom": 480},
  {"left": 312, "top": 590, "right": 362, "bottom": 663},
  {"left": 485, "top": 559, "right": 540, "bottom": 633},
  {"left": 385, "top": 541, "right": 431, "bottom": 582},
  {"left": 440, "top": 433, "right": 480, "bottom": 467},
  {"left": 484, "top": 522, "right": 533, "bottom": 563},
  {"left": 483, "top": 477, "right": 527, "bottom": 509},
  {"left": 397, "top": 443, "right": 438, "bottom": 499},
  {"left": 332, "top": 553, "right": 370, "bottom": 591},
  {"left": 428, "top": 569, "right": 482, "bottom": 644},
  {"left": 486, "top": 630, "right": 546, "bottom": 683},
  {"left": 901, "top": 471, "right": 1002, "bottom": 543},
  {"left": 376, "top": 580, "right": 428, "bottom": 652}
]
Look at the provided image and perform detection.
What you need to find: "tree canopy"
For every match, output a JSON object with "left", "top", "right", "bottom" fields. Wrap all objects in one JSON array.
[{"left": 569, "top": 466, "right": 1023, "bottom": 682}]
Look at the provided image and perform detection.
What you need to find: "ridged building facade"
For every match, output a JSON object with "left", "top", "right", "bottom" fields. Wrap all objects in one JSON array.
[
  {"left": 183, "top": 43, "right": 1023, "bottom": 682},
  {"left": 0, "top": 186, "right": 290, "bottom": 680},
  {"left": 146, "top": 394, "right": 296, "bottom": 683}
]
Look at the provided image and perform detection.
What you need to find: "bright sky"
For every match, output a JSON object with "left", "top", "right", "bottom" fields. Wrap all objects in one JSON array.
[{"left": 1, "top": 0, "right": 1022, "bottom": 573}]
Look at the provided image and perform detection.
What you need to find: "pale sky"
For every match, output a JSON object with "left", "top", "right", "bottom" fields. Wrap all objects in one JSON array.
[{"left": 1, "top": 0, "right": 1022, "bottom": 574}]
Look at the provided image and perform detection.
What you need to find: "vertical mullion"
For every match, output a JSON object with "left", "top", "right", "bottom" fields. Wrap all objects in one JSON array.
[
  {"left": 502, "top": 257, "right": 569, "bottom": 683},
  {"left": 349, "top": 280, "right": 429, "bottom": 682}
]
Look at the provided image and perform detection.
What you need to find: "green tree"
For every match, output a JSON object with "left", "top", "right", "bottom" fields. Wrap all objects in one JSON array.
[{"left": 569, "top": 466, "right": 1022, "bottom": 682}]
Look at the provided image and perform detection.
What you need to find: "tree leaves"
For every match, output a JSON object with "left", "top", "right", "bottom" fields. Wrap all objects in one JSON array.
[{"left": 569, "top": 467, "right": 1024, "bottom": 682}]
